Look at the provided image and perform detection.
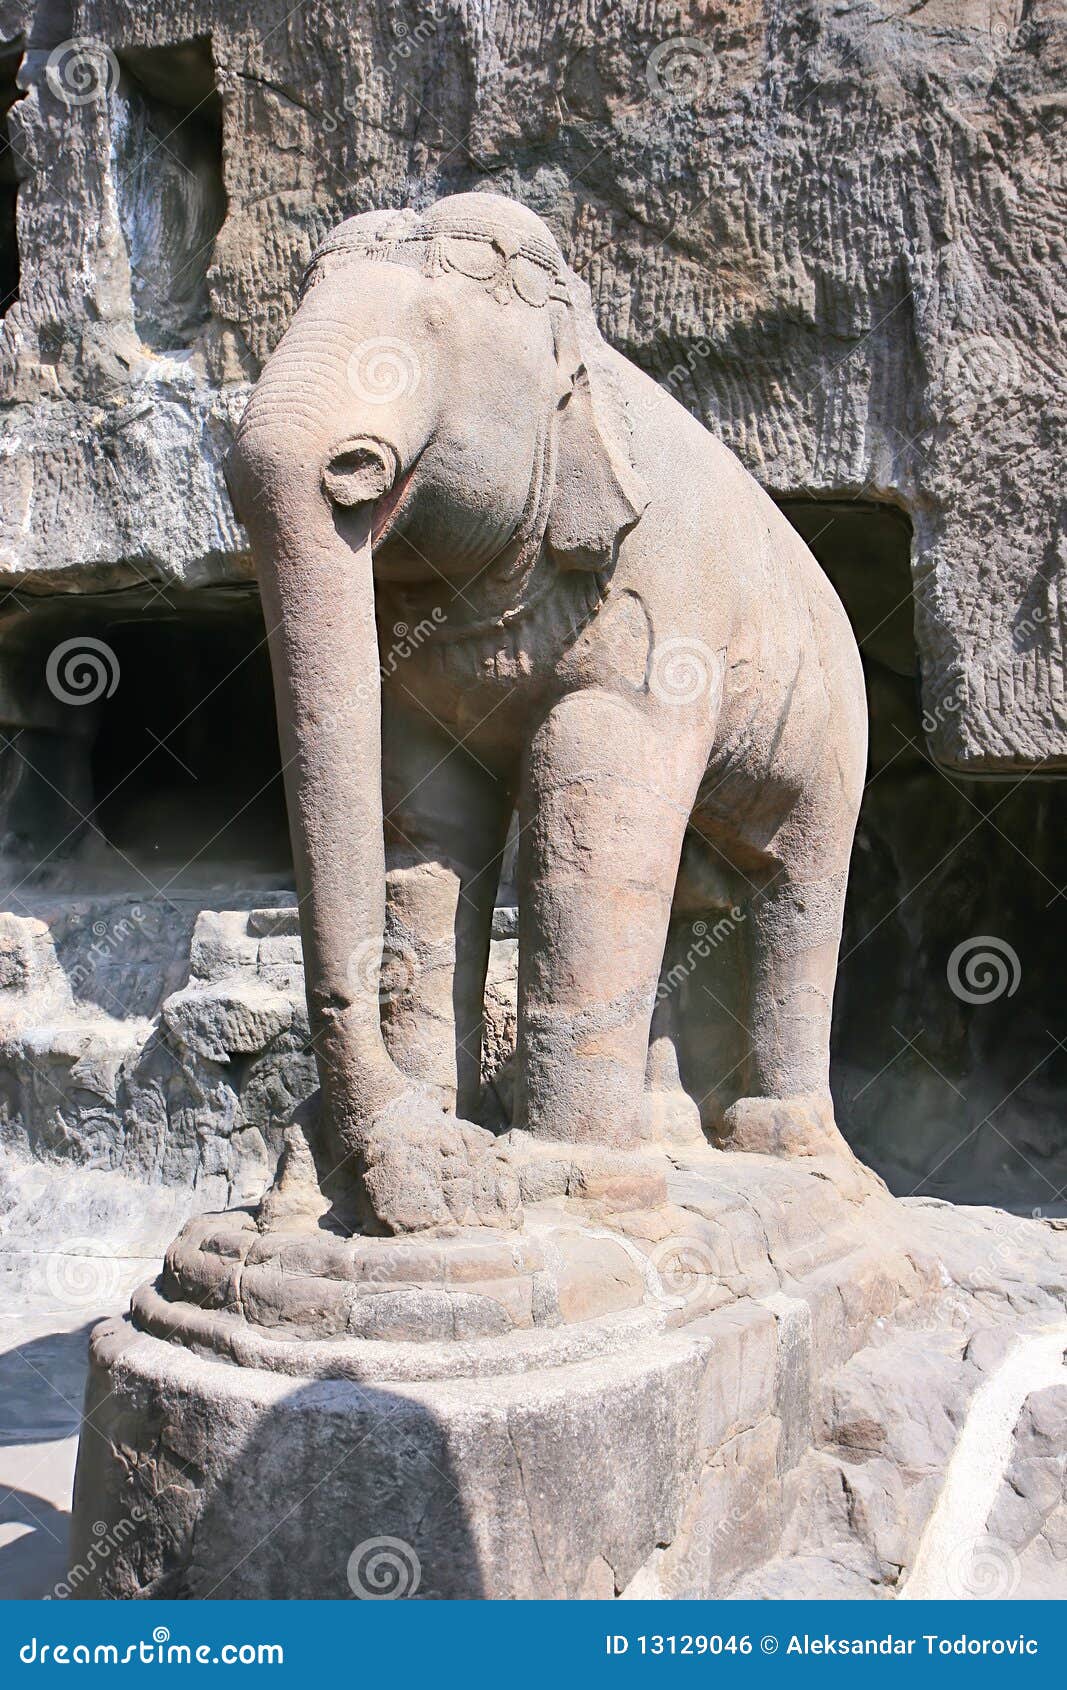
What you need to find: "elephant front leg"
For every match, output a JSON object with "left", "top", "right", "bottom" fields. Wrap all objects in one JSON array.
[{"left": 514, "top": 691, "right": 705, "bottom": 1149}]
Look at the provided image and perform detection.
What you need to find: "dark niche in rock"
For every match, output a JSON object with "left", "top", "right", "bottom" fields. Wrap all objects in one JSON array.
[
  {"left": 783, "top": 499, "right": 1067, "bottom": 1209},
  {"left": 111, "top": 38, "right": 225, "bottom": 352},
  {"left": 0, "top": 587, "right": 291, "bottom": 895},
  {"left": 0, "top": 41, "right": 22, "bottom": 318}
]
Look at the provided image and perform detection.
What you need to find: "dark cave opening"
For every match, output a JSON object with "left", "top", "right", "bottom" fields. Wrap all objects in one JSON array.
[
  {"left": 780, "top": 499, "right": 1067, "bottom": 1209},
  {"left": 0, "top": 45, "right": 21, "bottom": 317},
  {"left": 0, "top": 590, "right": 292, "bottom": 893},
  {"left": 112, "top": 38, "right": 225, "bottom": 350}
]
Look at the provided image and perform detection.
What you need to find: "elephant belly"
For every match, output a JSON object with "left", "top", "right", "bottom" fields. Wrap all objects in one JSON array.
[{"left": 693, "top": 634, "right": 850, "bottom": 876}]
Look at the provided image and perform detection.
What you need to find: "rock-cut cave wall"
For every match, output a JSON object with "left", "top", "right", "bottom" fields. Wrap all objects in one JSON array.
[{"left": 0, "top": 0, "right": 1064, "bottom": 1222}]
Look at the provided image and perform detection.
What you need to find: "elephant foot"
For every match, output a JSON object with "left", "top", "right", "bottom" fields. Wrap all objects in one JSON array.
[
  {"left": 717, "top": 1093, "right": 854, "bottom": 1161},
  {"left": 357, "top": 1094, "right": 523, "bottom": 1235}
]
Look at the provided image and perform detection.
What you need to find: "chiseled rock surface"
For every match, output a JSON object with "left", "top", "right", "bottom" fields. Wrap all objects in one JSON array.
[{"left": 1, "top": 0, "right": 1064, "bottom": 769}]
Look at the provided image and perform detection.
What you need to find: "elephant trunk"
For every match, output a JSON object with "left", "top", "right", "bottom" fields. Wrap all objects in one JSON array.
[{"left": 229, "top": 384, "right": 405, "bottom": 1162}]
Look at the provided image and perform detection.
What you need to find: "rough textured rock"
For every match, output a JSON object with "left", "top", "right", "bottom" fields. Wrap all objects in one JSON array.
[
  {"left": 2, "top": 1, "right": 1065, "bottom": 768},
  {"left": 987, "top": 1382, "right": 1067, "bottom": 1596}
]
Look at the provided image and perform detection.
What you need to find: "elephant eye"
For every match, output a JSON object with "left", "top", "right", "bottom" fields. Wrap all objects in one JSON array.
[
  {"left": 440, "top": 235, "right": 499, "bottom": 281},
  {"left": 511, "top": 257, "right": 554, "bottom": 307}
]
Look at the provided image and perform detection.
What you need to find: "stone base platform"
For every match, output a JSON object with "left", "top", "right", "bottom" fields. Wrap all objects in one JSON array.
[{"left": 69, "top": 1146, "right": 1067, "bottom": 1599}]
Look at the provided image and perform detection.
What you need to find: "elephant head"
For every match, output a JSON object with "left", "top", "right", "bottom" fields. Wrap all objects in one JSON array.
[{"left": 225, "top": 192, "right": 648, "bottom": 1229}]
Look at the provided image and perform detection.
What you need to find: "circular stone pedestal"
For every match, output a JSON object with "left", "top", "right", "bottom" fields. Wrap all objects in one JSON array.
[
  {"left": 135, "top": 1204, "right": 660, "bottom": 1374},
  {"left": 69, "top": 1203, "right": 693, "bottom": 1598}
]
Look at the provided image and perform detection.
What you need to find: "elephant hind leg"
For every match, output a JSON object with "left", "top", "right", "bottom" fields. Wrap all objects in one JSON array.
[
  {"left": 646, "top": 906, "right": 750, "bottom": 1143},
  {"left": 717, "top": 868, "right": 855, "bottom": 1159}
]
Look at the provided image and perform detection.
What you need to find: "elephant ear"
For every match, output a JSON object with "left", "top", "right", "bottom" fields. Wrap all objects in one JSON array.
[{"left": 546, "top": 273, "right": 650, "bottom": 571}]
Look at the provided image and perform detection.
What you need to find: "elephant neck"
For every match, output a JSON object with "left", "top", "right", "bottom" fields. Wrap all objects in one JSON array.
[{"left": 384, "top": 391, "right": 564, "bottom": 639}]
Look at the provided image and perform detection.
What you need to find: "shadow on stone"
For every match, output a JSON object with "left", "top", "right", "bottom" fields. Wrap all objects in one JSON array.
[{"left": 70, "top": 1321, "right": 485, "bottom": 1599}]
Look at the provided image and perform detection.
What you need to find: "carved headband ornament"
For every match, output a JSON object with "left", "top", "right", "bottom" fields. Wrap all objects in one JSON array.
[{"left": 303, "top": 210, "right": 571, "bottom": 309}]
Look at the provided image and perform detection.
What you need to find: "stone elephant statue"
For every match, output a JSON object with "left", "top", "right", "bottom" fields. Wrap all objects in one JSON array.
[{"left": 227, "top": 192, "right": 867, "bottom": 1236}]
